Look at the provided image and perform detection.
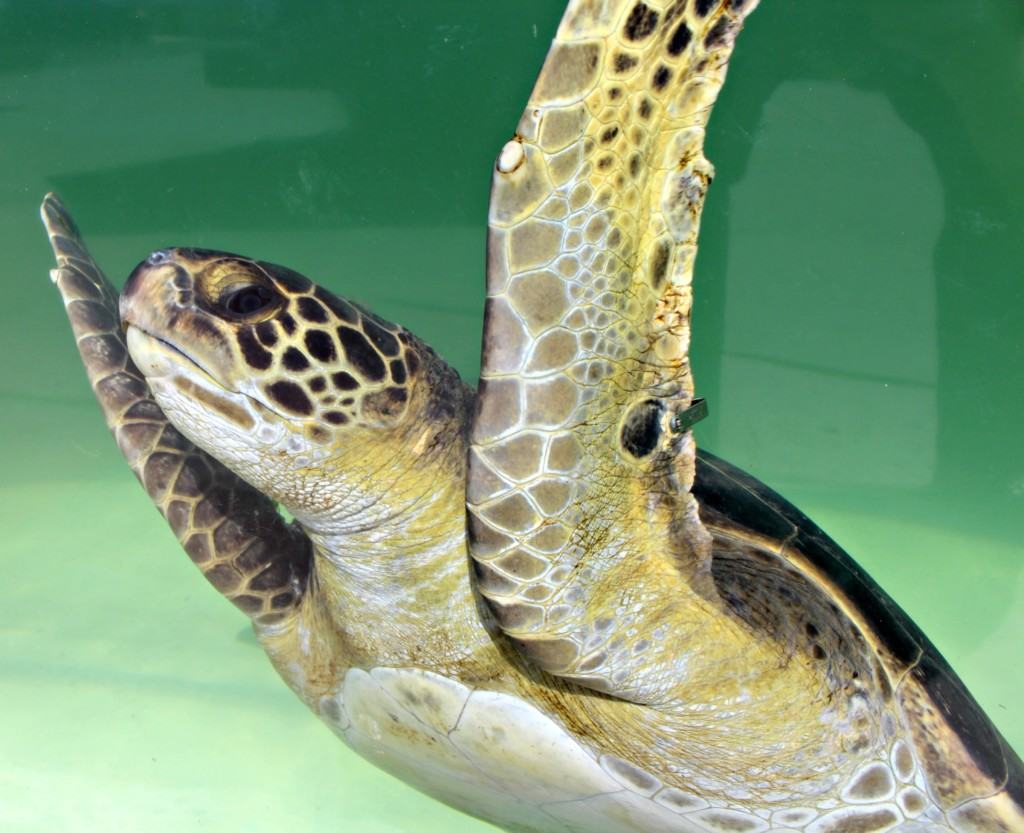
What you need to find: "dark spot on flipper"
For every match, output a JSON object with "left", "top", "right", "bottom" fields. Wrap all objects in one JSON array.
[
  {"left": 361, "top": 316, "right": 400, "bottom": 357},
  {"left": 305, "top": 330, "right": 337, "bottom": 363},
  {"left": 653, "top": 65, "right": 671, "bottom": 91},
  {"left": 296, "top": 296, "right": 329, "bottom": 324},
  {"left": 331, "top": 371, "right": 359, "bottom": 391},
  {"left": 597, "top": 155, "right": 613, "bottom": 171},
  {"left": 614, "top": 53, "right": 638, "bottom": 73},
  {"left": 314, "top": 287, "right": 358, "bottom": 323},
  {"left": 667, "top": 21, "right": 692, "bottom": 56},
  {"left": 389, "top": 359, "right": 407, "bottom": 384},
  {"left": 623, "top": 2, "right": 659, "bottom": 41},
  {"left": 309, "top": 376, "right": 326, "bottom": 393},
  {"left": 649, "top": 241, "right": 670, "bottom": 289},
  {"left": 237, "top": 328, "right": 272, "bottom": 370},
  {"left": 694, "top": 0, "right": 717, "bottom": 16},
  {"left": 265, "top": 380, "right": 313, "bottom": 415},
  {"left": 638, "top": 98, "right": 653, "bottom": 120},
  {"left": 254, "top": 321, "right": 278, "bottom": 348},
  {"left": 600, "top": 126, "right": 620, "bottom": 144},
  {"left": 621, "top": 399, "right": 663, "bottom": 458},
  {"left": 704, "top": 16, "right": 731, "bottom": 48},
  {"left": 811, "top": 644, "right": 826, "bottom": 661},
  {"left": 282, "top": 347, "right": 310, "bottom": 371},
  {"left": 609, "top": 87, "right": 622, "bottom": 100},
  {"left": 629, "top": 153, "right": 642, "bottom": 180},
  {"left": 324, "top": 411, "right": 349, "bottom": 425},
  {"left": 337, "top": 327, "right": 386, "bottom": 381}
]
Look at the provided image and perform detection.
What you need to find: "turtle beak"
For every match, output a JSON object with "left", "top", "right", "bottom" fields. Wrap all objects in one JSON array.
[{"left": 120, "top": 250, "right": 234, "bottom": 388}]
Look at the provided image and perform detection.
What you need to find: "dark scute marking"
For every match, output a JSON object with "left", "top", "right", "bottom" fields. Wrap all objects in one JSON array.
[
  {"left": 609, "top": 86, "right": 622, "bottom": 100},
  {"left": 314, "top": 286, "right": 358, "bottom": 323},
  {"left": 623, "top": 2, "right": 659, "bottom": 41},
  {"left": 727, "top": 0, "right": 748, "bottom": 8},
  {"left": 261, "top": 261, "right": 312, "bottom": 293},
  {"left": 405, "top": 348, "right": 420, "bottom": 376},
  {"left": 271, "top": 591, "right": 295, "bottom": 610},
  {"left": 309, "top": 376, "right": 326, "bottom": 393},
  {"left": 667, "top": 20, "right": 692, "bottom": 56},
  {"left": 142, "top": 452, "right": 180, "bottom": 501},
  {"left": 278, "top": 312, "right": 297, "bottom": 335},
  {"left": 305, "top": 329, "right": 337, "bottom": 363},
  {"left": 68, "top": 299, "right": 115, "bottom": 332},
  {"left": 233, "top": 595, "right": 263, "bottom": 614},
  {"left": 296, "top": 296, "right": 329, "bottom": 324},
  {"left": 265, "top": 380, "right": 313, "bottom": 415},
  {"left": 613, "top": 52, "right": 638, "bottom": 73},
  {"left": 620, "top": 399, "right": 662, "bottom": 458},
  {"left": 185, "top": 533, "right": 212, "bottom": 564},
  {"left": 694, "top": 0, "right": 716, "bottom": 15},
  {"left": 650, "top": 240, "right": 670, "bottom": 289},
  {"left": 363, "top": 387, "right": 408, "bottom": 420},
  {"left": 340, "top": 397, "right": 355, "bottom": 406},
  {"left": 361, "top": 316, "right": 400, "bottom": 357},
  {"left": 205, "top": 563, "right": 242, "bottom": 593},
  {"left": 653, "top": 65, "right": 671, "bottom": 90},
  {"left": 237, "top": 328, "right": 273, "bottom": 370},
  {"left": 597, "top": 155, "right": 613, "bottom": 171},
  {"left": 389, "top": 359, "right": 407, "bottom": 384},
  {"left": 600, "top": 126, "right": 619, "bottom": 144},
  {"left": 331, "top": 371, "right": 359, "bottom": 391},
  {"left": 324, "top": 411, "right": 349, "bottom": 425},
  {"left": 337, "top": 326, "right": 386, "bottom": 381},
  {"left": 638, "top": 98, "right": 652, "bottom": 120},
  {"left": 282, "top": 347, "right": 310, "bottom": 372},
  {"left": 254, "top": 320, "right": 278, "bottom": 348},
  {"left": 249, "top": 559, "right": 292, "bottom": 592},
  {"left": 704, "top": 15, "right": 731, "bottom": 48},
  {"left": 629, "top": 153, "right": 642, "bottom": 180},
  {"left": 124, "top": 399, "right": 164, "bottom": 421}
]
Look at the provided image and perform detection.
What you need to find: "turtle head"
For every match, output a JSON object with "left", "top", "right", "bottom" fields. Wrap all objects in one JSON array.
[{"left": 121, "top": 247, "right": 467, "bottom": 532}]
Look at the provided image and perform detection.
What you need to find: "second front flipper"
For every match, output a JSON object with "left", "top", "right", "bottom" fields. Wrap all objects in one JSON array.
[
  {"left": 43, "top": 194, "right": 311, "bottom": 626},
  {"left": 467, "top": 0, "right": 760, "bottom": 702}
]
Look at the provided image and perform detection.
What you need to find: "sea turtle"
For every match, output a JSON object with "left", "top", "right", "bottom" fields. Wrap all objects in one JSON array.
[{"left": 43, "top": 0, "right": 1023, "bottom": 831}]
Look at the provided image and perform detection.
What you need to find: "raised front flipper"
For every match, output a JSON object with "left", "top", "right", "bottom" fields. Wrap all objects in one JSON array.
[
  {"left": 468, "top": 0, "right": 760, "bottom": 702},
  {"left": 42, "top": 194, "right": 310, "bottom": 625}
]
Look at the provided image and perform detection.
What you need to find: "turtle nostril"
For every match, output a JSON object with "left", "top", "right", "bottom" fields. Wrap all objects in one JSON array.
[{"left": 146, "top": 249, "right": 172, "bottom": 266}]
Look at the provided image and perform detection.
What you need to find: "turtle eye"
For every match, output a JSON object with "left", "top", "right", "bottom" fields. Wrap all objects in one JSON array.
[{"left": 221, "top": 284, "right": 277, "bottom": 318}]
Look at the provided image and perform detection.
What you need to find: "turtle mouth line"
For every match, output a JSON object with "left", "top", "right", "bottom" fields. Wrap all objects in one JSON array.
[
  {"left": 125, "top": 323, "right": 228, "bottom": 389},
  {"left": 125, "top": 324, "right": 305, "bottom": 425}
]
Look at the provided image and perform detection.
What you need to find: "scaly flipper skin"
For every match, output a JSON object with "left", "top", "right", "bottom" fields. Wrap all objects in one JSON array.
[
  {"left": 470, "top": 0, "right": 759, "bottom": 701},
  {"left": 42, "top": 194, "right": 311, "bottom": 625}
]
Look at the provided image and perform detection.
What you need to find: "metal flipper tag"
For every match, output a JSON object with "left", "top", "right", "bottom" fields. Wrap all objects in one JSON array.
[{"left": 671, "top": 398, "right": 708, "bottom": 433}]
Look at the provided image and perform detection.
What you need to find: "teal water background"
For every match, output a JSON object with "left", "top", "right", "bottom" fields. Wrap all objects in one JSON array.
[{"left": 2, "top": 2, "right": 1022, "bottom": 831}]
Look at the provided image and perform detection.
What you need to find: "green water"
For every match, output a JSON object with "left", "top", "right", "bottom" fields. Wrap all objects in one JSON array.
[{"left": 2, "top": 2, "right": 1021, "bottom": 831}]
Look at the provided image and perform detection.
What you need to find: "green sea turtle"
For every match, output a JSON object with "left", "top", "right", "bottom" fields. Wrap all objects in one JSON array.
[{"left": 43, "top": 1, "right": 1023, "bottom": 831}]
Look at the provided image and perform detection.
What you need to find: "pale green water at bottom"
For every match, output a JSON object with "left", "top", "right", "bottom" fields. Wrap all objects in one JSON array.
[{"left": 2, "top": 1, "right": 1022, "bottom": 831}]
